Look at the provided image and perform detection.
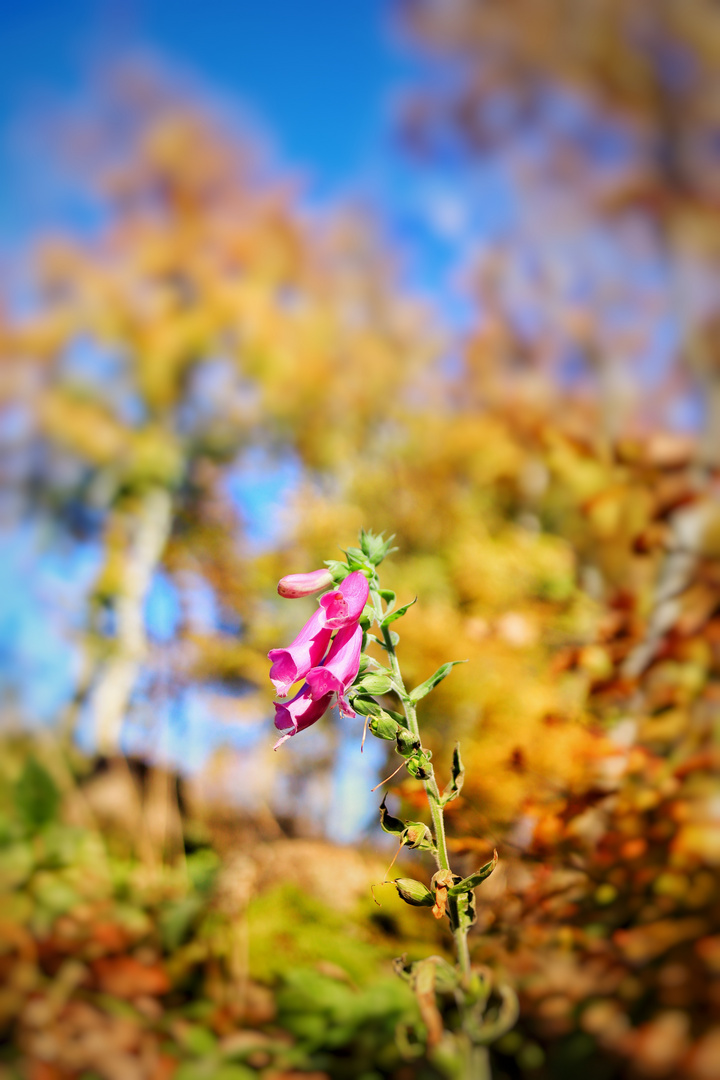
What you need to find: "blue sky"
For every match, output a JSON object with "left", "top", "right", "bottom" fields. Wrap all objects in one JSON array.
[{"left": 0, "top": 0, "right": 416, "bottom": 235}]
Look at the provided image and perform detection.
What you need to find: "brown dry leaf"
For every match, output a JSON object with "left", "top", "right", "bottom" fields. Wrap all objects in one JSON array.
[
  {"left": 613, "top": 919, "right": 707, "bottom": 965},
  {"left": 91, "top": 956, "right": 170, "bottom": 998}
]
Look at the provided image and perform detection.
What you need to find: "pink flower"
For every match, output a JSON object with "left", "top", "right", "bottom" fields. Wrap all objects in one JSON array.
[
  {"left": 273, "top": 684, "right": 334, "bottom": 749},
  {"left": 319, "top": 570, "right": 369, "bottom": 630},
  {"left": 277, "top": 568, "right": 334, "bottom": 599},
  {"left": 268, "top": 607, "right": 333, "bottom": 697},
  {"left": 306, "top": 622, "right": 363, "bottom": 715}
]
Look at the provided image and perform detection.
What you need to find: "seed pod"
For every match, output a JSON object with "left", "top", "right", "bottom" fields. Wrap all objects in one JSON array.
[
  {"left": 368, "top": 713, "right": 399, "bottom": 740},
  {"left": 394, "top": 878, "right": 435, "bottom": 907}
]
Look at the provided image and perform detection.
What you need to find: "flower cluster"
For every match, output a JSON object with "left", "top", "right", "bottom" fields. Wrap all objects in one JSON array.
[{"left": 269, "top": 569, "right": 369, "bottom": 748}]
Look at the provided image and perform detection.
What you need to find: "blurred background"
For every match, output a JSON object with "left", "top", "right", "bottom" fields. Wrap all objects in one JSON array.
[{"left": 1, "top": 2, "right": 719, "bottom": 1078}]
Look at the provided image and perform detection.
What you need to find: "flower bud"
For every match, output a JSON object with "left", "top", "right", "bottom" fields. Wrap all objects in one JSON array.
[{"left": 277, "top": 568, "right": 334, "bottom": 599}]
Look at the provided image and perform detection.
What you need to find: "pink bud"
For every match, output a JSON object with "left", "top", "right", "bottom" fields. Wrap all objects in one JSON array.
[
  {"left": 319, "top": 570, "right": 369, "bottom": 630},
  {"left": 268, "top": 607, "right": 333, "bottom": 697},
  {"left": 277, "top": 568, "right": 334, "bottom": 599},
  {"left": 273, "top": 683, "right": 334, "bottom": 748},
  {"left": 306, "top": 623, "right": 363, "bottom": 711}
]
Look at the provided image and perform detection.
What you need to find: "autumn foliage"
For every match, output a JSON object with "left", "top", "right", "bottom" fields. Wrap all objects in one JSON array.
[{"left": 1, "top": 12, "right": 720, "bottom": 1077}]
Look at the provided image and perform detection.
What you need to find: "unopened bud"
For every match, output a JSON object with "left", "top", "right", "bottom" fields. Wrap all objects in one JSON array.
[{"left": 277, "top": 569, "right": 334, "bottom": 599}]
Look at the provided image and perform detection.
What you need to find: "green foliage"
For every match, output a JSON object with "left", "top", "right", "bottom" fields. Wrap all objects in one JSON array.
[
  {"left": 276, "top": 968, "right": 420, "bottom": 1074},
  {"left": 246, "top": 883, "right": 392, "bottom": 986},
  {"left": 408, "top": 661, "right": 467, "bottom": 704},
  {"left": 439, "top": 745, "right": 464, "bottom": 806},
  {"left": 382, "top": 597, "right": 417, "bottom": 627},
  {"left": 14, "top": 757, "right": 60, "bottom": 831},
  {"left": 447, "top": 852, "right": 498, "bottom": 896}
]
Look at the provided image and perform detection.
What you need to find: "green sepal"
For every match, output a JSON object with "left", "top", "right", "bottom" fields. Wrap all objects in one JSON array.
[
  {"left": 403, "top": 822, "right": 436, "bottom": 851},
  {"left": 408, "top": 660, "right": 468, "bottom": 704},
  {"left": 382, "top": 597, "right": 417, "bottom": 626},
  {"left": 356, "top": 673, "right": 393, "bottom": 695},
  {"left": 393, "top": 878, "right": 434, "bottom": 907},
  {"left": 378, "top": 797, "right": 406, "bottom": 838},
  {"left": 447, "top": 850, "right": 498, "bottom": 896},
  {"left": 350, "top": 695, "right": 383, "bottom": 717},
  {"left": 406, "top": 752, "right": 433, "bottom": 781},
  {"left": 324, "top": 559, "right": 352, "bottom": 583},
  {"left": 368, "top": 713, "right": 400, "bottom": 741},
  {"left": 383, "top": 707, "right": 408, "bottom": 727},
  {"left": 440, "top": 744, "right": 465, "bottom": 805}
]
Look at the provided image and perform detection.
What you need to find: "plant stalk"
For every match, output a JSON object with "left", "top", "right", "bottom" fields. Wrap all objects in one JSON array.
[{"left": 382, "top": 622, "right": 472, "bottom": 986}]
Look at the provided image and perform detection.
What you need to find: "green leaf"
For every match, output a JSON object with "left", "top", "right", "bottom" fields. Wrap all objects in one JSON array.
[
  {"left": 382, "top": 597, "right": 417, "bottom": 626},
  {"left": 447, "top": 850, "right": 498, "bottom": 896},
  {"left": 378, "top": 797, "right": 405, "bottom": 838},
  {"left": 186, "top": 848, "right": 220, "bottom": 894},
  {"left": 14, "top": 758, "right": 60, "bottom": 830},
  {"left": 451, "top": 889, "right": 477, "bottom": 932},
  {"left": 440, "top": 744, "right": 465, "bottom": 805},
  {"left": 393, "top": 878, "right": 434, "bottom": 907},
  {"left": 408, "top": 660, "right": 467, "bottom": 704},
  {"left": 159, "top": 894, "right": 205, "bottom": 951},
  {"left": 32, "top": 872, "right": 80, "bottom": 914},
  {"left": 177, "top": 1023, "right": 218, "bottom": 1058},
  {"left": 0, "top": 843, "right": 34, "bottom": 889}
]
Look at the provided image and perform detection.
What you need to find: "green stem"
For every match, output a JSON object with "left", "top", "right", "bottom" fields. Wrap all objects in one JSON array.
[
  {"left": 469, "top": 1042, "right": 492, "bottom": 1080},
  {"left": 381, "top": 622, "right": 472, "bottom": 986}
]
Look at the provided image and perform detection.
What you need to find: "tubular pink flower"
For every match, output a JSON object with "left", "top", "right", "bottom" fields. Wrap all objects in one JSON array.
[
  {"left": 268, "top": 607, "right": 333, "bottom": 697},
  {"left": 273, "top": 684, "right": 334, "bottom": 749},
  {"left": 306, "top": 622, "right": 363, "bottom": 716},
  {"left": 277, "top": 568, "right": 334, "bottom": 599},
  {"left": 319, "top": 570, "right": 369, "bottom": 630}
]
